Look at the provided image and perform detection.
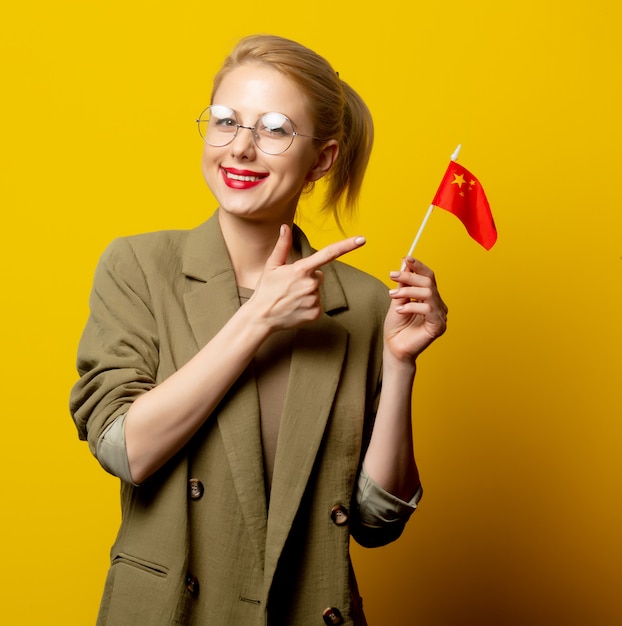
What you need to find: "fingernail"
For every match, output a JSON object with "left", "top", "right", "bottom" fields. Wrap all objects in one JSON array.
[
  {"left": 354, "top": 236, "right": 366, "bottom": 245},
  {"left": 389, "top": 288, "right": 399, "bottom": 295},
  {"left": 280, "top": 224, "right": 286, "bottom": 236},
  {"left": 389, "top": 271, "right": 400, "bottom": 279}
]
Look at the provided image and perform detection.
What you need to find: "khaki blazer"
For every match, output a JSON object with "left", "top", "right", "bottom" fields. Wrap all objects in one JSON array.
[{"left": 70, "top": 212, "right": 396, "bottom": 626}]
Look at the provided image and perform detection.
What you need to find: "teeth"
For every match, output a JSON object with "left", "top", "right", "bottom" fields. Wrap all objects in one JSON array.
[{"left": 226, "top": 171, "right": 263, "bottom": 182}]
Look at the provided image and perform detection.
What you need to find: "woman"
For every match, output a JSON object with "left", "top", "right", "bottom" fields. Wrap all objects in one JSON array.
[{"left": 70, "top": 34, "right": 447, "bottom": 626}]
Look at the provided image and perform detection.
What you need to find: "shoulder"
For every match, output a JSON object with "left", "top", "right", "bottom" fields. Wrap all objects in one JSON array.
[
  {"left": 102, "top": 228, "right": 190, "bottom": 265},
  {"left": 97, "top": 220, "right": 211, "bottom": 282},
  {"left": 332, "top": 260, "right": 389, "bottom": 306},
  {"left": 325, "top": 260, "right": 390, "bottom": 330},
  {"left": 89, "top": 229, "right": 193, "bottom": 305},
  {"left": 331, "top": 259, "right": 386, "bottom": 290},
  {"left": 98, "top": 216, "right": 224, "bottom": 280}
]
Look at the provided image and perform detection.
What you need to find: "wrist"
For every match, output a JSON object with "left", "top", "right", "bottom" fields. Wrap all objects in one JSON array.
[
  {"left": 234, "top": 300, "right": 274, "bottom": 347},
  {"left": 382, "top": 348, "right": 417, "bottom": 379}
]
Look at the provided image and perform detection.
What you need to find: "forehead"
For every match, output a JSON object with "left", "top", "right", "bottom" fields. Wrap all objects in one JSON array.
[{"left": 213, "top": 64, "right": 310, "bottom": 123}]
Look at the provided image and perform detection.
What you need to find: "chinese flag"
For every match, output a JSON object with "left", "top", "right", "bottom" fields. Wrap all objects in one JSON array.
[{"left": 431, "top": 160, "right": 497, "bottom": 250}]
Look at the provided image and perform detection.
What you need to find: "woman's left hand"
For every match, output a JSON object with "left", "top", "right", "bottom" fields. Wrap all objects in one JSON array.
[{"left": 384, "top": 256, "right": 448, "bottom": 364}]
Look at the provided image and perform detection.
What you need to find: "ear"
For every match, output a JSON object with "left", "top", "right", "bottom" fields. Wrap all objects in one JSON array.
[{"left": 306, "top": 140, "right": 339, "bottom": 182}]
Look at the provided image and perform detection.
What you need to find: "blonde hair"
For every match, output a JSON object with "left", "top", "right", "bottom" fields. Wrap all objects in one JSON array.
[{"left": 211, "top": 35, "right": 374, "bottom": 225}]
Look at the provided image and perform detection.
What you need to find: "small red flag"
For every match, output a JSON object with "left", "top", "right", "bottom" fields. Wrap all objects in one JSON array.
[{"left": 431, "top": 160, "right": 497, "bottom": 250}]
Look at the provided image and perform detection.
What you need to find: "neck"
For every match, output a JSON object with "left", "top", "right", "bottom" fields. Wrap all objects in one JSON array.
[{"left": 217, "top": 210, "right": 298, "bottom": 289}]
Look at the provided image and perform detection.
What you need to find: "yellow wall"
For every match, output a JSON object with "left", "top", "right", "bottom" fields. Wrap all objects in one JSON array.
[{"left": 2, "top": 1, "right": 620, "bottom": 624}]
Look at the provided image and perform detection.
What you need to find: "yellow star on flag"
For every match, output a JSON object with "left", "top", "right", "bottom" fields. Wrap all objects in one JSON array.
[{"left": 450, "top": 172, "right": 466, "bottom": 188}]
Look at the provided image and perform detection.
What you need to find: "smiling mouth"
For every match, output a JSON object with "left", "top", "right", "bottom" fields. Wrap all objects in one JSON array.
[{"left": 223, "top": 168, "right": 268, "bottom": 183}]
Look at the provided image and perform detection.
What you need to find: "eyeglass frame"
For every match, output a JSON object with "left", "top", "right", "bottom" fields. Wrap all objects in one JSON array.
[{"left": 196, "top": 105, "right": 325, "bottom": 155}]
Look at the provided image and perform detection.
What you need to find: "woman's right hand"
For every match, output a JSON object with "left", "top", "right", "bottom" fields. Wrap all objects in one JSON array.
[{"left": 249, "top": 224, "right": 366, "bottom": 331}]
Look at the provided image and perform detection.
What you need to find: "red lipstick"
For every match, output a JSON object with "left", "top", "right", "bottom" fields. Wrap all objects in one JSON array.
[{"left": 221, "top": 167, "right": 268, "bottom": 190}]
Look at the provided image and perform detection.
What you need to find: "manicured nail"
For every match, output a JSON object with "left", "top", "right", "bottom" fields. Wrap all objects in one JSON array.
[
  {"left": 354, "top": 236, "right": 366, "bottom": 245},
  {"left": 389, "top": 271, "right": 400, "bottom": 279},
  {"left": 389, "top": 288, "right": 399, "bottom": 295},
  {"left": 280, "top": 224, "right": 286, "bottom": 236}
]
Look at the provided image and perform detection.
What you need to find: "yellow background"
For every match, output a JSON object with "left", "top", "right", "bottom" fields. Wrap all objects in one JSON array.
[{"left": 2, "top": 0, "right": 620, "bottom": 624}]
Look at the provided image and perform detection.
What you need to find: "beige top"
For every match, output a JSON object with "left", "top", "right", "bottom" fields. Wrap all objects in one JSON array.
[{"left": 238, "top": 286, "right": 294, "bottom": 495}]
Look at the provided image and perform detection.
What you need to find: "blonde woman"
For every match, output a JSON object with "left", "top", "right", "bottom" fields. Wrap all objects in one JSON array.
[{"left": 70, "top": 34, "right": 447, "bottom": 626}]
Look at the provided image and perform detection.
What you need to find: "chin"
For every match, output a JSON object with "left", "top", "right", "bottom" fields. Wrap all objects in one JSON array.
[{"left": 218, "top": 203, "right": 269, "bottom": 221}]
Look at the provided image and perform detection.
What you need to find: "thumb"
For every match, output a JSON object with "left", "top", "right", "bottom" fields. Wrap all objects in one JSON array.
[{"left": 266, "top": 224, "right": 293, "bottom": 268}]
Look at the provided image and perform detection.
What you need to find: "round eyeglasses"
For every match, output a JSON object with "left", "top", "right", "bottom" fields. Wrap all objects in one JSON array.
[{"left": 196, "top": 105, "right": 323, "bottom": 155}]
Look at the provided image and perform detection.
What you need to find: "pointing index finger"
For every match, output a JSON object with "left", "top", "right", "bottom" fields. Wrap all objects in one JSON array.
[{"left": 298, "top": 236, "right": 366, "bottom": 272}]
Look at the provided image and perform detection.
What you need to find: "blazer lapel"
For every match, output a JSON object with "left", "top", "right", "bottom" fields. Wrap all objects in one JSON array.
[
  {"left": 182, "top": 213, "right": 268, "bottom": 565},
  {"left": 264, "top": 235, "right": 350, "bottom": 586}
]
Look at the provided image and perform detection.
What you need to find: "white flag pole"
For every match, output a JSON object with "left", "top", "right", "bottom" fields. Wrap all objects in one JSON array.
[{"left": 401, "top": 144, "right": 462, "bottom": 269}]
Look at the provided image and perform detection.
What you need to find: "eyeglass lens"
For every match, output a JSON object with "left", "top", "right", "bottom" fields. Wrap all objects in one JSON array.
[{"left": 197, "top": 105, "right": 295, "bottom": 155}]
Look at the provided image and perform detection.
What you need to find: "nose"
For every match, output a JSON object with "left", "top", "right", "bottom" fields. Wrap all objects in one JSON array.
[{"left": 229, "top": 124, "right": 257, "bottom": 158}]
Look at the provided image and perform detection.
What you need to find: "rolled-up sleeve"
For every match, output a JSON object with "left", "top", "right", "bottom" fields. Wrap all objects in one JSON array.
[
  {"left": 69, "top": 238, "right": 159, "bottom": 469},
  {"left": 96, "top": 413, "right": 138, "bottom": 485},
  {"left": 351, "top": 464, "right": 422, "bottom": 548}
]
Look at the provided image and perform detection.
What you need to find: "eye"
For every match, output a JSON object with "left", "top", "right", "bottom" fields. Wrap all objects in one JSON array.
[
  {"left": 215, "top": 117, "right": 237, "bottom": 129},
  {"left": 210, "top": 105, "right": 237, "bottom": 129},
  {"left": 259, "top": 112, "right": 291, "bottom": 137}
]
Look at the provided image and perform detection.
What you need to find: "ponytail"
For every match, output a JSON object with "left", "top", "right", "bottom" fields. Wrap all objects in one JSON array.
[{"left": 323, "top": 79, "right": 374, "bottom": 227}]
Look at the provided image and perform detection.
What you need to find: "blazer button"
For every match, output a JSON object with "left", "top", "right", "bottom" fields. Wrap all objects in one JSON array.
[
  {"left": 330, "top": 504, "right": 349, "bottom": 526},
  {"left": 322, "top": 606, "right": 344, "bottom": 625},
  {"left": 188, "top": 478, "right": 204, "bottom": 500},
  {"left": 185, "top": 573, "right": 200, "bottom": 597}
]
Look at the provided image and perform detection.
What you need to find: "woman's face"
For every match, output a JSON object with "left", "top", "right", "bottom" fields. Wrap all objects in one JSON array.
[{"left": 201, "top": 64, "right": 335, "bottom": 226}]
